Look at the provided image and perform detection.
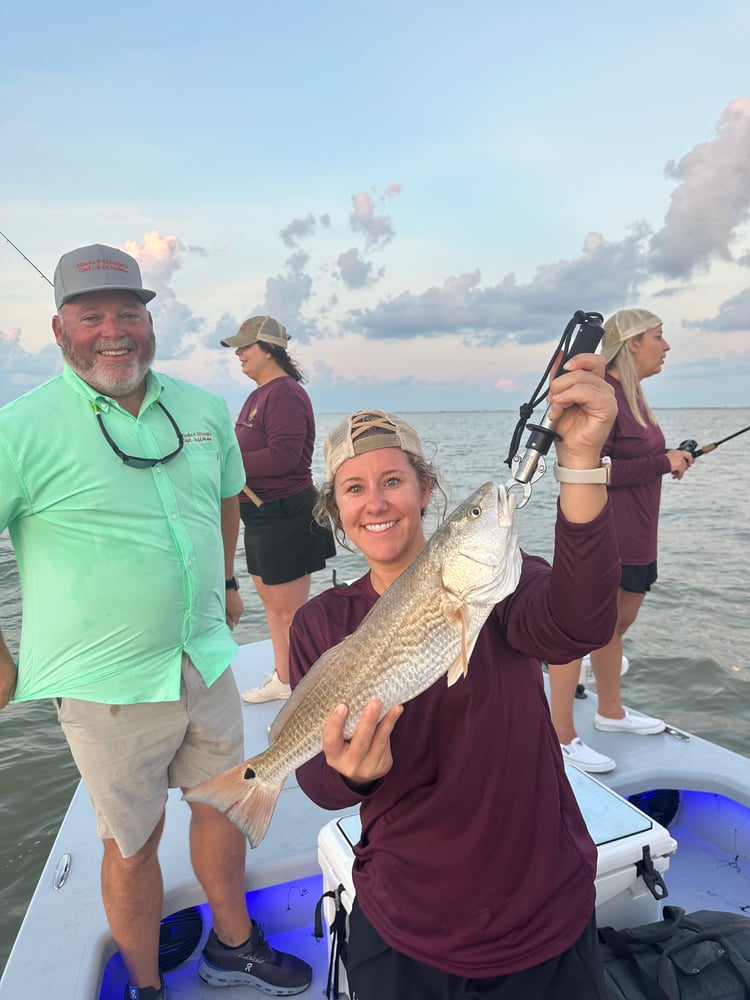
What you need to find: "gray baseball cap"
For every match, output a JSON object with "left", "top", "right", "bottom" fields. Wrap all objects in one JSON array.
[{"left": 53, "top": 244, "right": 156, "bottom": 309}]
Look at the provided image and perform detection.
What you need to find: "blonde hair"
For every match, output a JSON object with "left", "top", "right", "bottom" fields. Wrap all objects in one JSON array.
[{"left": 607, "top": 335, "right": 657, "bottom": 428}]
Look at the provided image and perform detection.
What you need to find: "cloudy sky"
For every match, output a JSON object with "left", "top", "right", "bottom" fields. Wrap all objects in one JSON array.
[{"left": 2, "top": 1, "right": 749, "bottom": 416}]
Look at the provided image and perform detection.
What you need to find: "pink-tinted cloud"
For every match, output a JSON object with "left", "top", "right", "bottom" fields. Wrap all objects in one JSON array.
[{"left": 349, "top": 185, "right": 401, "bottom": 249}]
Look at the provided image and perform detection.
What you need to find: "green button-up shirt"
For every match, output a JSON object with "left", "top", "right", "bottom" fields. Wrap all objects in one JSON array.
[{"left": 0, "top": 366, "right": 245, "bottom": 703}]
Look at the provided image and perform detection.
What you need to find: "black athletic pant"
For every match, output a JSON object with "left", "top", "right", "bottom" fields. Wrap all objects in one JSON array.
[{"left": 346, "top": 900, "right": 607, "bottom": 1000}]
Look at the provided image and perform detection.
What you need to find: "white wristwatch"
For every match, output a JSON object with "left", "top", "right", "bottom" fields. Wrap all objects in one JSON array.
[{"left": 553, "top": 456, "right": 611, "bottom": 484}]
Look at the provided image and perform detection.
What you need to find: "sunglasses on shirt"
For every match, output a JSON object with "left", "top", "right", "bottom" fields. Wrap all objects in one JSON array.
[{"left": 92, "top": 400, "right": 184, "bottom": 469}]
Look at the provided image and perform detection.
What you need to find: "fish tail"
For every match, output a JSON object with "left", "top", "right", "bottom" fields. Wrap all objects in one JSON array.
[{"left": 183, "top": 757, "right": 284, "bottom": 849}]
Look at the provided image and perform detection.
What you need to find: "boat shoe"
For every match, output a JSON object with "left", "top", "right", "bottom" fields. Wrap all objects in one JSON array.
[
  {"left": 198, "top": 921, "right": 312, "bottom": 995},
  {"left": 594, "top": 710, "right": 665, "bottom": 735},
  {"left": 560, "top": 737, "right": 616, "bottom": 773}
]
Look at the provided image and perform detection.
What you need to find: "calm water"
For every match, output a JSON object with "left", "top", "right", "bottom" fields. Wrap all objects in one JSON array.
[{"left": 1, "top": 407, "right": 749, "bottom": 974}]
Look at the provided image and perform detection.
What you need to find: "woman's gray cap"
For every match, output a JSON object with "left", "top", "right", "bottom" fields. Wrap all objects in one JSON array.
[
  {"left": 221, "top": 316, "right": 291, "bottom": 349},
  {"left": 54, "top": 244, "right": 156, "bottom": 309}
]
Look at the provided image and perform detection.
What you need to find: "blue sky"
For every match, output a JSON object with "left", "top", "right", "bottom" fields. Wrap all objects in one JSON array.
[{"left": 2, "top": 1, "right": 749, "bottom": 416}]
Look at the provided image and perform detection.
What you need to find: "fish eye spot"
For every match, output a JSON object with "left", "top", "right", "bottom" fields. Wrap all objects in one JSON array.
[
  {"left": 244, "top": 767, "right": 256, "bottom": 780},
  {"left": 469, "top": 505, "right": 482, "bottom": 519}
]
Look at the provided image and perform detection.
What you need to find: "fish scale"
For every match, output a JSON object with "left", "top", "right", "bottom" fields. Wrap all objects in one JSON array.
[{"left": 184, "top": 480, "right": 522, "bottom": 847}]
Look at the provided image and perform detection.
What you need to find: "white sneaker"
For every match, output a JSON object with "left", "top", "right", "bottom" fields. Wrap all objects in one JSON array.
[
  {"left": 560, "top": 737, "right": 616, "bottom": 773},
  {"left": 241, "top": 671, "right": 291, "bottom": 704},
  {"left": 578, "top": 653, "right": 630, "bottom": 686},
  {"left": 594, "top": 710, "right": 665, "bottom": 735}
]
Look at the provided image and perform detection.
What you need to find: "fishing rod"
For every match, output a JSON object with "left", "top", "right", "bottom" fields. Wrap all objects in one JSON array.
[
  {"left": 0, "top": 229, "right": 53, "bottom": 286},
  {"left": 677, "top": 425, "right": 750, "bottom": 458}
]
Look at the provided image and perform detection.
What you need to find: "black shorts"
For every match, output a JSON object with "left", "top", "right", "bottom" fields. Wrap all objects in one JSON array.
[
  {"left": 346, "top": 899, "right": 606, "bottom": 1000},
  {"left": 240, "top": 486, "right": 336, "bottom": 585},
  {"left": 621, "top": 561, "right": 657, "bottom": 594}
]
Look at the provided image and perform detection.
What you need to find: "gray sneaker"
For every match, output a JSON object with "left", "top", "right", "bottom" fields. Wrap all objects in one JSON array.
[
  {"left": 197, "top": 922, "right": 312, "bottom": 995},
  {"left": 241, "top": 672, "right": 291, "bottom": 704}
]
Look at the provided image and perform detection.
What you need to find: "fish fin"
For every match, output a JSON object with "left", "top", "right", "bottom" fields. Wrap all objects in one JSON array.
[
  {"left": 269, "top": 638, "right": 349, "bottom": 744},
  {"left": 446, "top": 606, "right": 467, "bottom": 686},
  {"left": 446, "top": 609, "right": 478, "bottom": 686},
  {"left": 183, "top": 755, "right": 284, "bottom": 849},
  {"left": 461, "top": 609, "right": 470, "bottom": 678}
]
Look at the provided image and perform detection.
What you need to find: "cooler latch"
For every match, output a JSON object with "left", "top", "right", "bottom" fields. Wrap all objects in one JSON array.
[{"left": 636, "top": 845, "right": 669, "bottom": 900}]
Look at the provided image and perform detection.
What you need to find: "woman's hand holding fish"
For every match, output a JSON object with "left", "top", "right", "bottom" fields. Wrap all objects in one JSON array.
[{"left": 323, "top": 698, "right": 404, "bottom": 790}]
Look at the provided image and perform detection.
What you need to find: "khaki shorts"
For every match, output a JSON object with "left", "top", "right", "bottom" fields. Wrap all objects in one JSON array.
[{"left": 55, "top": 655, "right": 243, "bottom": 858}]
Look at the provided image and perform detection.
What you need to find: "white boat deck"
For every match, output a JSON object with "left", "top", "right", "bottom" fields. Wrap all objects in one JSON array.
[{"left": 2, "top": 643, "right": 750, "bottom": 999}]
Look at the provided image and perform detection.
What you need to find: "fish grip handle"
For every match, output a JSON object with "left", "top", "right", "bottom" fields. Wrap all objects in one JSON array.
[
  {"left": 314, "top": 883, "right": 349, "bottom": 999},
  {"left": 505, "top": 311, "right": 605, "bottom": 482}
]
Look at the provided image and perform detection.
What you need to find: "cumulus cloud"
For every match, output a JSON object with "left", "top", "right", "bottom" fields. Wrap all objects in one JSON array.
[
  {"left": 650, "top": 97, "right": 750, "bottom": 279},
  {"left": 279, "top": 214, "right": 331, "bottom": 249},
  {"left": 689, "top": 286, "right": 750, "bottom": 332},
  {"left": 123, "top": 231, "right": 210, "bottom": 359},
  {"left": 345, "top": 224, "right": 650, "bottom": 344},
  {"left": 280, "top": 214, "right": 316, "bottom": 249},
  {"left": 262, "top": 251, "right": 313, "bottom": 320},
  {"left": 0, "top": 328, "right": 61, "bottom": 405},
  {"left": 349, "top": 185, "right": 401, "bottom": 250},
  {"left": 336, "top": 248, "right": 385, "bottom": 289},
  {"left": 6, "top": 106, "right": 750, "bottom": 411}
]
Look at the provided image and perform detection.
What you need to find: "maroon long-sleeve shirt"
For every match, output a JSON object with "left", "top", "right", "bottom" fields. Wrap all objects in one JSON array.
[
  {"left": 601, "top": 375, "right": 671, "bottom": 565},
  {"left": 289, "top": 501, "right": 619, "bottom": 978},
  {"left": 234, "top": 376, "right": 315, "bottom": 503}
]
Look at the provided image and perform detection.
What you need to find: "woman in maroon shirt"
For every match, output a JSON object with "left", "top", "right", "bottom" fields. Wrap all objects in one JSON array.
[
  {"left": 549, "top": 309, "right": 695, "bottom": 774},
  {"left": 289, "top": 352, "right": 620, "bottom": 999},
  {"left": 221, "top": 316, "right": 335, "bottom": 703}
]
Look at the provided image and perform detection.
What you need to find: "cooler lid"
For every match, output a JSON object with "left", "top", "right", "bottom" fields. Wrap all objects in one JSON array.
[
  {"left": 336, "top": 813, "right": 361, "bottom": 847},
  {"left": 565, "top": 763, "right": 655, "bottom": 846}
]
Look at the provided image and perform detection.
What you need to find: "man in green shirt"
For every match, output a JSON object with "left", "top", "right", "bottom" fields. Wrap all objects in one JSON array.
[{"left": 0, "top": 245, "right": 312, "bottom": 999}]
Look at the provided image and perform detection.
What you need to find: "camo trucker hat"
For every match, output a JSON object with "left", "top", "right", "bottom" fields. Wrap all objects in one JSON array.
[
  {"left": 602, "top": 308, "right": 663, "bottom": 364},
  {"left": 220, "top": 316, "right": 291, "bottom": 350},
  {"left": 54, "top": 244, "right": 156, "bottom": 309},
  {"left": 324, "top": 410, "right": 426, "bottom": 480}
]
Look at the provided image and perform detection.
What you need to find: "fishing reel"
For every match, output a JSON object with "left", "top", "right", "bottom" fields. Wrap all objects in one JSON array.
[{"left": 678, "top": 439, "right": 698, "bottom": 457}]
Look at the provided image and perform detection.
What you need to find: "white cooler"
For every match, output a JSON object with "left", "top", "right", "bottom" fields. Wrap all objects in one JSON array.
[{"left": 317, "top": 765, "right": 678, "bottom": 996}]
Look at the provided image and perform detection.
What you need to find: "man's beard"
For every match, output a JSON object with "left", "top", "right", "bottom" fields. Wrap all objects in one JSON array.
[{"left": 59, "top": 331, "right": 156, "bottom": 398}]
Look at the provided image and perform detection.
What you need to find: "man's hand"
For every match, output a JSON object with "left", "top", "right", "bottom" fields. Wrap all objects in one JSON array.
[
  {"left": 0, "top": 634, "right": 18, "bottom": 708},
  {"left": 225, "top": 589, "right": 243, "bottom": 631}
]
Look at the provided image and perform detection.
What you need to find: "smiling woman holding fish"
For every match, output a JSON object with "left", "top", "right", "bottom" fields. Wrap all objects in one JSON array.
[{"left": 287, "top": 354, "right": 620, "bottom": 1000}]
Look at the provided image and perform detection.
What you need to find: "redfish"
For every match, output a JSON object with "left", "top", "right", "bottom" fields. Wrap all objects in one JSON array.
[{"left": 184, "top": 481, "right": 521, "bottom": 847}]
